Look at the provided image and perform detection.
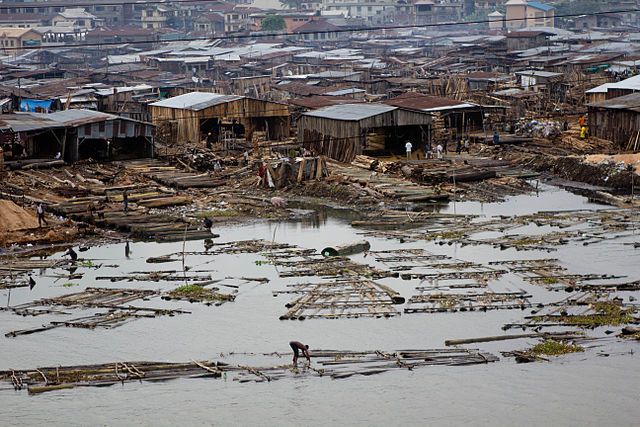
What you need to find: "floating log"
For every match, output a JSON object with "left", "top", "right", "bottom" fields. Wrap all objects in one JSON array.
[
  {"left": 28, "top": 384, "right": 74, "bottom": 394},
  {"left": 321, "top": 240, "right": 371, "bottom": 257},
  {"left": 445, "top": 331, "right": 580, "bottom": 346}
]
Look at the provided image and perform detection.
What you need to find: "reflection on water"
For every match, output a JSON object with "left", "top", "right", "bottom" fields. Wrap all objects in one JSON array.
[{"left": 1, "top": 185, "right": 640, "bottom": 425}]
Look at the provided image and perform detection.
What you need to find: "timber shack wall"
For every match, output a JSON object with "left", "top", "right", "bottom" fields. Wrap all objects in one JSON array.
[
  {"left": 150, "top": 98, "right": 290, "bottom": 144},
  {"left": 588, "top": 106, "right": 640, "bottom": 147},
  {"left": 297, "top": 108, "right": 432, "bottom": 162}
]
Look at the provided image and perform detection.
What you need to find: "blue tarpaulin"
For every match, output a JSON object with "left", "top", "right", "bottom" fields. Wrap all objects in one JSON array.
[{"left": 20, "top": 99, "right": 52, "bottom": 112}]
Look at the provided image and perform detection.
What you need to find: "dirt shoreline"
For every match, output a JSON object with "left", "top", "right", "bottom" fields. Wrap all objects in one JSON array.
[{"left": 1, "top": 133, "right": 639, "bottom": 250}]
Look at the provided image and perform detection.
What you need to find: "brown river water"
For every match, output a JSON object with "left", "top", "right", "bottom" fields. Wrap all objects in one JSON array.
[{"left": 1, "top": 184, "right": 640, "bottom": 425}]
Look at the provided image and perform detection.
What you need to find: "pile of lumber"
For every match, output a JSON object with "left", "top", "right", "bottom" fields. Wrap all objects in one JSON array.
[
  {"left": 263, "top": 156, "right": 328, "bottom": 189},
  {"left": 351, "top": 155, "right": 379, "bottom": 170}
]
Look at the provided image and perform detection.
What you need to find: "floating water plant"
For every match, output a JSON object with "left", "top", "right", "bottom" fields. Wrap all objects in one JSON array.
[{"left": 529, "top": 340, "right": 584, "bottom": 356}]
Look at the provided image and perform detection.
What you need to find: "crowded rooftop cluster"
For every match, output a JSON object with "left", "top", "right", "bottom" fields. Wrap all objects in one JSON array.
[{"left": 0, "top": 1, "right": 640, "bottom": 164}]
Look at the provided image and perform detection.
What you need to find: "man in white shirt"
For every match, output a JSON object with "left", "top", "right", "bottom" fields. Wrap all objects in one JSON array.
[
  {"left": 405, "top": 141, "right": 412, "bottom": 160},
  {"left": 436, "top": 144, "right": 443, "bottom": 159}
]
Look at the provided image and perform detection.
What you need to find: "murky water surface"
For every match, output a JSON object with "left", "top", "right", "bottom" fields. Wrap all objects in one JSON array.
[{"left": 2, "top": 184, "right": 640, "bottom": 425}]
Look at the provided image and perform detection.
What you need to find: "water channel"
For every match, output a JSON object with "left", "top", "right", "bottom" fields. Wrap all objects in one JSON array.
[{"left": 2, "top": 184, "right": 640, "bottom": 425}]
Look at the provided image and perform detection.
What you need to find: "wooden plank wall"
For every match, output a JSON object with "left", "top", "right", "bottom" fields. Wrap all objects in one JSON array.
[{"left": 589, "top": 107, "right": 640, "bottom": 147}]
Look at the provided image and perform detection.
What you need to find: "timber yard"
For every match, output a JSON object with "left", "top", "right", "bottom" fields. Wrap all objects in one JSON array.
[{"left": 1, "top": 0, "right": 640, "bottom": 425}]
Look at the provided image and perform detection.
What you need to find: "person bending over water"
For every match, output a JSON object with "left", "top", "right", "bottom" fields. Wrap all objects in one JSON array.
[{"left": 289, "top": 341, "right": 310, "bottom": 366}]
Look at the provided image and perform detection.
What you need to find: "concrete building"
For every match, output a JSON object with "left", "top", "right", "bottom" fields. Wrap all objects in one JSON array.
[
  {"left": 141, "top": 6, "right": 175, "bottom": 30},
  {"left": 51, "top": 8, "right": 98, "bottom": 31},
  {"left": 488, "top": 11, "right": 504, "bottom": 29},
  {"left": 0, "top": 13, "right": 52, "bottom": 29},
  {"left": 505, "top": 0, "right": 554, "bottom": 29},
  {"left": 193, "top": 12, "right": 226, "bottom": 35},
  {"left": 294, "top": 19, "right": 341, "bottom": 42},
  {"left": 0, "top": 27, "right": 42, "bottom": 52}
]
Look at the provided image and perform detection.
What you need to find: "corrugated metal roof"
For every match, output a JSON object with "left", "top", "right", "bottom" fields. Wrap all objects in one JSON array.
[
  {"left": 587, "top": 92, "right": 640, "bottom": 110},
  {"left": 0, "top": 109, "right": 154, "bottom": 132},
  {"left": 0, "top": 114, "right": 61, "bottom": 132},
  {"left": 384, "top": 92, "right": 477, "bottom": 111},
  {"left": 516, "top": 70, "right": 563, "bottom": 78},
  {"left": 150, "top": 92, "right": 243, "bottom": 111},
  {"left": 587, "top": 75, "right": 640, "bottom": 94},
  {"left": 303, "top": 103, "right": 397, "bottom": 121},
  {"left": 309, "top": 71, "right": 361, "bottom": 78},
  {"left": 528, "top": 2, "right": 554, "bottom": 12},
  {"left": 585, "top": 83, "right": 618, "bottom": 94},
  {"left": 323, "top": 88, "right": 365, "bottom": 96}
]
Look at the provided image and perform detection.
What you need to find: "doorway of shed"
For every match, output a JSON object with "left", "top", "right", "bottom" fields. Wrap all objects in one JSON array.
[
  {"left": 78, "top": 137, "right": 151, "bottom": 161},
  {"left": 364, "top": 125, "right": 427, "bottom": 156}
]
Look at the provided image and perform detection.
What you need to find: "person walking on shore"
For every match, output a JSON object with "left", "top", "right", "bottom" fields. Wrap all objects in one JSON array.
[
  {"left": 123, "top": 190, "right": 129, "bottom": 213},
  {"left": 36, "top": 203, "right": 48, "bottom": 227}
]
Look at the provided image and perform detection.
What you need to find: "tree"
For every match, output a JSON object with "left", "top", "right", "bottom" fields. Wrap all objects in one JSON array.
[
  {"left": 279, "top": 0, "right": 302, "bottom": 10},
  {"left": 261, "top": 14, "right": 286, "bottom": 31}
]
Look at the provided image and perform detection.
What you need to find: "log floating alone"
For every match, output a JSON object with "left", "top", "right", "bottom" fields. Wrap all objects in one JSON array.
[{"left": 321, "top": 240, "right": 371, "bottom": 257}]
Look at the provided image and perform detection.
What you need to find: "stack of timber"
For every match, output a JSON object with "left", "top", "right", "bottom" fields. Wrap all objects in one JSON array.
[
  {"left": 404, "top": 291, "right": 532, "bottom": 313},
  {"left": 351, "top": 155, "right": 379, "bottom": 170},
  {"left": 352, "top": 210, "right": 472, "bottom": 228},
  {"left": 275, "top": 278, "right": 404, "bottom": 320},
  {"left": 490, "top": 259, "right": 627, "bottom": 292},
  {"left": 503, "top": 293, "right": 638, "bottom": 331},
  {"left": 469, "top": 133, "right": 532, "bottom": 145},
  {"left": 70, "top": 210, "right": 215, "bottom": 242},
  {"left": 1, "top": 348, "right": 499, "bottom": 393},
  {"left": 3, "top": 159, "right": 65, "bottom": 171},
  {"left": 328, "top": 161, "right": 449, "bottom": 203},
  {"left": 263, "top": 156, "right": 328, "bottom": 189},
  {"left": 2, "top": 287, "right": 190, "bottom": 337},
  {"left": 364, "top": 132, "right": 386, "bottom": 153},
  {"left": 118, "top": 159, "right": 225, "bottom": 189}
]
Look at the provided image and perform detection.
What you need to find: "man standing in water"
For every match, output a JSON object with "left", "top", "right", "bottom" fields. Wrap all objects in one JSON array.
[{"left": 289, "top": 341, "right": 310, "bottom": 366}]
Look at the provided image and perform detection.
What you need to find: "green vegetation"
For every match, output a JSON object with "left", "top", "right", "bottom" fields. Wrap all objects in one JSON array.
[
  {"left": 261, "top": 13, "right": 286, "bottom": 31},
  {"left": 169, "top": 284, "right": 235, "bottom": 302},
  {"left": 254, "top": 260, "right": 270, "bottom": 266},
  {"left": 553, "top": 0, "right": 601, "bottom": 17},
  {"left": 539, "top": 277, "right": 559, "bottom": 285},
  {"left": 200, "top": 210, "right": 240, "bottom": 218},
  {"left": 62, "top": 283, "right": 75, "bottom": 287},
  {"left": 511, "top": 237, "right": 541, "bottom": 246},
  {"left": 423, "top": 231, "right": 465, "bottom": 241},
  {"left": 529, "top": 340, "right": 584, "bottom": 356},
  {"left": 534, "top": 302, "right": 635, "bottom": 327},
  {"left": 76, "top": 260, "right": 94, "bottom": 267},
  {"left": 279, "top": 0, "right": 302, "bottom": 10}
]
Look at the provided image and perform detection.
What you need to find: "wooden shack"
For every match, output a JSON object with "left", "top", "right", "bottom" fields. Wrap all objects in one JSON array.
[
  {"left": 297, "top": 103, "right": 432, "bottom": 162},
  {"left": 587, "top": 93, "right": 640, "bottom": 148},
  {"left": 149, "top": 92, "right": 290, "bottom": 145},
  {"left": 384, "top": 92, "right": 486, "bottom": 142},
  {"left": 0, "top": 109, "right": 154, "bottom": 162}
]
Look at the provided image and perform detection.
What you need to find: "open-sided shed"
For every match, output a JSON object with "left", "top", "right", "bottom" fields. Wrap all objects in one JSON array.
[
  {"left": 149, "top": 92, "right": 290, "bottom": 145},
  {"left": 0, "top": 109, "right": 154, "bottom": 163},
  {"left": 297, "top": 103, "right": 432, "bottom": 162}
]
